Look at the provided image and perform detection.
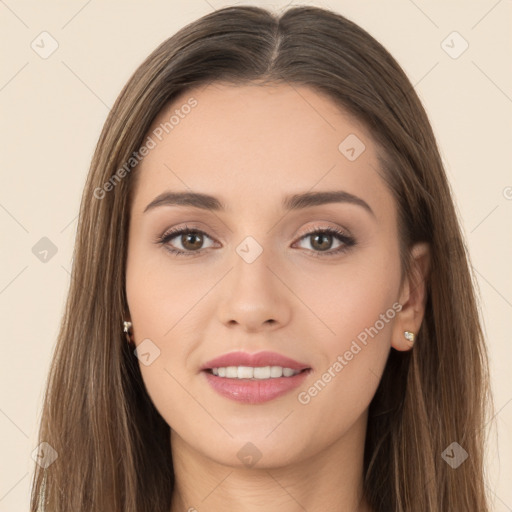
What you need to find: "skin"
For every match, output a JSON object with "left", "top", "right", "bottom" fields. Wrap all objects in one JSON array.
[{"left": 125, "top": 82, "right": 430, "bottom": 512}]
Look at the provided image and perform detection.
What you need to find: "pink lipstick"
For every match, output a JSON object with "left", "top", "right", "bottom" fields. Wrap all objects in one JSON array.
[{"left": 200, "top": 351, "right": 312, "bottom": 404}]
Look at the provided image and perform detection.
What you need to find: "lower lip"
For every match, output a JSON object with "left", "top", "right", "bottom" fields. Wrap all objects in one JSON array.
[{"left": 202, "top": 369, "right": 311, "bottom": 404}]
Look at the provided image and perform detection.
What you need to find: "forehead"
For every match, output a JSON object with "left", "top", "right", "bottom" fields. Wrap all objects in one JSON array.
[{"left": 131, "top": 82, "right": 392, "bottom": 218}]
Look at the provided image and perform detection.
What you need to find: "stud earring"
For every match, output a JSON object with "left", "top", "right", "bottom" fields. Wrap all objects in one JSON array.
[
  {"left": 123, "top": 320, "right": 133, "bottom": 345},
  {"left": 404, "top": 330, "right": 415, "bottom": 344}
]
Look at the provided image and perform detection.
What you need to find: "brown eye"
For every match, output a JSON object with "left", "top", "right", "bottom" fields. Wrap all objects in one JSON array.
[
  {"left": 157, "top": 227, "right": 216, "bottom": 256},
  {"left": 180, "top": 232, "right": 204, "bottom": 251},
  {"left": 310, "top": 232, "right": 334, "bottom": 251},
  {"left": 294, "top": 227, "right": 356, "bottom": 257}
]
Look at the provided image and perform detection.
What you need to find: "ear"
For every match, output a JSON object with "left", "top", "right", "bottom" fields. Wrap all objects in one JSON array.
[{"left": 391, "top": 242, "right": 430, "bottom": 351}]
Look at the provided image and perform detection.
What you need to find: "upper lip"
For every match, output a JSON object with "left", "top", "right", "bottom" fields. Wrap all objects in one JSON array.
[{"left": 200, "top": 351, "right": 311, "bottom": 371}]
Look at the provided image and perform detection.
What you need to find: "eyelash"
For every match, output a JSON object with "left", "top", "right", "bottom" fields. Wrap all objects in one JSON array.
[{"left": 154, "top": 224, "right": 356, "bottom": 259}]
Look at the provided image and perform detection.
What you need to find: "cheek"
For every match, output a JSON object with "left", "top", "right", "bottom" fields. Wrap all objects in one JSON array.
[
  {"left": 125, "top": 245, "right": 200, "bottom": 425},
  {"left": 125, "top": 240, "right": 205, "bottom": 340},
  {"left": 305, "top": 239, "right": 401, "bottom": 347},
  {"left": 125, "top": 242, "right": 221, "bottom": 415},
  {"left": 292, "top": 242, "right": 401, "bottom": 431}
]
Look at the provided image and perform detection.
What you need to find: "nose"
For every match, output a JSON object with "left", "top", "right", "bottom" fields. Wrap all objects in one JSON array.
[{"left": 216, "top": 248, "right": 292, "bottom": 333}]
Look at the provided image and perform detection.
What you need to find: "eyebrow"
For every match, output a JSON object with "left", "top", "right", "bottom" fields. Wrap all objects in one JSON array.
[{"left": 143, "top": 190, "right": 375, "bottom": 217}]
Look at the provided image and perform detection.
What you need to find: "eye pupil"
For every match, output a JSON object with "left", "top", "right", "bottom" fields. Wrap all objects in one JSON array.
[
  {"left": 311, "top": 233, "right": 332, "bottom": 251},
  {"left": 182, "top": 232, "right": 203, "bottom": 250}
]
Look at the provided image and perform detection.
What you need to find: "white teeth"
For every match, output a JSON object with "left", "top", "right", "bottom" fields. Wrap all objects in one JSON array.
[
  {"left": 253, "top": 366, "right": 270, "bottom": 379},
  {"left": 226, "top": 366, "right": 238, "bottom": 378},
  {"left": 270, "top": 366, "right": 282, "bottom": 378},
  {"left": 237, "top": 366, "right": 253, "bottom": 379},
  {"left": 210, "top": 366, "right": 302, "bottom": 379}
]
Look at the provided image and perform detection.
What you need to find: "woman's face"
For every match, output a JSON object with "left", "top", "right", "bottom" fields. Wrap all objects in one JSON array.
[{"left": 125, "top": 82, "right": 413, "bottom": 468}]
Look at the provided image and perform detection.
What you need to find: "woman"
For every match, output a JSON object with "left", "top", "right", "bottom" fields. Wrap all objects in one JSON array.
[{"left": 31, "top": 5, "right": 491, "bottom": 511}]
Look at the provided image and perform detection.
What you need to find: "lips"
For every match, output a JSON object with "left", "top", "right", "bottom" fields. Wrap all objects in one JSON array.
[
  {"left": 200, "top": 350, "right": 311, "bottom": 372},
  {"left": 203, "top": 369, "right": 310, "bottom": 404}
]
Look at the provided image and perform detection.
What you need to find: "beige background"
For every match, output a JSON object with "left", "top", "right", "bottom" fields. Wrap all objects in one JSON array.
[{"left": 1, "top": 0, "right": 511, "bottom": 510}]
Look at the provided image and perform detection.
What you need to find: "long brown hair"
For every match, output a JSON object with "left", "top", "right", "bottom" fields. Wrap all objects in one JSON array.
[{"left": 31, "top": 5, "right": 491, "bottom": 511}]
